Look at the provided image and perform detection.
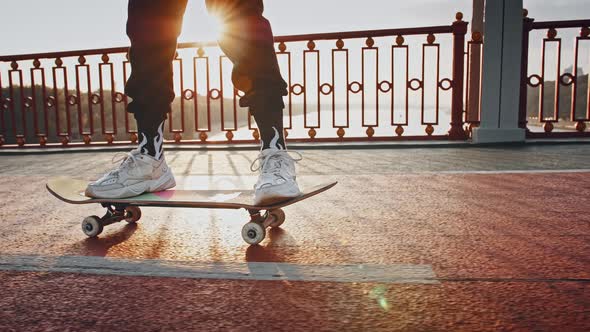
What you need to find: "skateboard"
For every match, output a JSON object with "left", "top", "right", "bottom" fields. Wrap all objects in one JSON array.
[{"left": 46, "top": 177, "right": 337, "bottom": 245}]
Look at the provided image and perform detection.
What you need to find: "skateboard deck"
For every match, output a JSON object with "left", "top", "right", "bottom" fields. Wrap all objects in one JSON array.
[
  {"left": 47, "top": 177, "right": 337, "bottom": 210},
  {"left": 47, "top": 177, "right": 337, "bottom": 245}
]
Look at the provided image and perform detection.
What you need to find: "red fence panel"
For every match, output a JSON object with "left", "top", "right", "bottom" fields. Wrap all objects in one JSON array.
[
  {"left": 520, "top": 16, "right": 590, "bottom": 138},
  {"left": 0, "top": 15, "right": 469, "bottom": 148}
]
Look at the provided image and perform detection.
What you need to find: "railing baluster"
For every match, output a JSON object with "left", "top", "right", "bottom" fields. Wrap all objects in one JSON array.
[
  {"left": 8, "top": 61, "right": 26, "bottom": 146},
  {"left": 75, "top": 55, "right": 93, "bottom": 143},
  {"left": 332, "top": 39, "right": 349, "bottom": 138},
  {"left": 216, "top": 55, "right": 230, "bottom": 141},
  {"left": 31, "top": 59, "right": 48, "bottom": 145},
  {"left": 422, "top": 33, "right": 440, "bottom": 136},
  {"left": 52, "top": 58, "right": 70, "bottom": 145},
  {"left": 219, "top": 55, "right": 236, "bottom": 141},
  {"left": 0, "top": 70, "right": 4, "bottom": 146},
  {"left": 99, "top": 54, "right": 116, "bottom": 144},
  {"left": 304, "top": 40, "right": 320, "bottom": 139},
  {"left": 539, "top": 28, "right": 561, "bottom": 133},
  {"left": 362, "top": 37, "right": 378, "bottom": 138},
  {"left": 277, "top": 42, "right": 293, "bottom": 134},
  {"left": 194, "top": 47, "right": 211, "bottom": 142},
  {"left": 392, "top": 35, "right": 409, "bottom": 136}
]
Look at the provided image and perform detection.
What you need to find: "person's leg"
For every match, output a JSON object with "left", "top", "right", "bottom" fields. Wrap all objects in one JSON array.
[
  {"left": 126, "top": 0, "right": 188, "bottom": 159},
  {"left": 86, "top": 0, "right": 187, "bottom": 198},
  {"left": 212, "top": 1, "right": 288, "bottom": 150},
  {"left": 210, "top": 1, "right": 300, "bottom": 205}
]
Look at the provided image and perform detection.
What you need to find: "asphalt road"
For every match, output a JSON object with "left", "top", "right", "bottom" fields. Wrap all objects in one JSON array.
[{"left": 1, "top": 144, "right": 589, "bottom": 331}]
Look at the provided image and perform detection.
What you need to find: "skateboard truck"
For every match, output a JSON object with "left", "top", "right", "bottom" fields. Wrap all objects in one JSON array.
[
  {"left": 81, "top": 204, "right": 142, "bottom": 237},
  {"left": 82, "top": 204, "right": 285, "bottom": 245}
]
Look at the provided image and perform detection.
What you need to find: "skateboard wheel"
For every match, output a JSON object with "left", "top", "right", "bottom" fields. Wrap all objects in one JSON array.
[
  {"left": 267, "top": 209, "right": 286, "bottom": 228},
  {"left": 82, "top": 216, "right": 103, "bottom": 237},
  {"left": 241, "top": 222, "right": 266, "bottom": 245},
  {"left": 124, "top": 206, "right": 142, "bottom": 223}
]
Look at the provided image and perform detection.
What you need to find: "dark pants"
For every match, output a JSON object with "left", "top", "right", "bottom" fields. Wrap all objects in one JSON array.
[{"left": 125, "top": 0, "right": 288, "bottom": 133}]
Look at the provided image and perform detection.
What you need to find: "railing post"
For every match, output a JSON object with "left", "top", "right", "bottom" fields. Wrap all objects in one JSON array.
[
  {"left": 466, "top": 0, "right": 484, "bottom": 127},
  {"left": 449, "top": 12, "right": 469, "bottom": 140},
  {"left": 519, "top": 11, "right": 534, "bottom": 131}
]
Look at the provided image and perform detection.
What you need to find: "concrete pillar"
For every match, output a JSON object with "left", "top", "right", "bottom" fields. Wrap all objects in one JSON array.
[{"left": 472, "top": 0, "right": 526, "bottom": 143}]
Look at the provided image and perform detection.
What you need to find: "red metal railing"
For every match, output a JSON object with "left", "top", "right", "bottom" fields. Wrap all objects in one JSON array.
[
  {"left": 519, "top": 15, "right": 590, "bottom": 138},
  {"left": 0, "top": 14, "right": 470, "bottom": 148}
]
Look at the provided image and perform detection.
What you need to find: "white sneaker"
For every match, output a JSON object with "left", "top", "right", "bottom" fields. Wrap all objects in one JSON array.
[
  {"left": 251, "top": 148, "right": 302, "bottom": 206},
  {"left": 85, "top": 149, "right": 176, "bottom": 199}
]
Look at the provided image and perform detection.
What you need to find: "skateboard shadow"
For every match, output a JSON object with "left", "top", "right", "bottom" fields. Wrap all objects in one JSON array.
[
  {"left": 245, "top": 228, "right": 295, "bottom": 262},
  {"left": 69, "top": 223, "right": 138, "bottom": 257}
]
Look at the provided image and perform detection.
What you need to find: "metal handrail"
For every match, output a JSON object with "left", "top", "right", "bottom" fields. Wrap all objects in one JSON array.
[{"left": 0, "top": 25, "right": 455, "bottom": 61}]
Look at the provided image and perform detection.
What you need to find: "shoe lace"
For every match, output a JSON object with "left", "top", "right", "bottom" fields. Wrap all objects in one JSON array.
[
  {"left": 108, "top": 150, "right": 140, "bottom": 176},
  {"left": 250, "top": 150, "right": 302, "bottom": 174}
]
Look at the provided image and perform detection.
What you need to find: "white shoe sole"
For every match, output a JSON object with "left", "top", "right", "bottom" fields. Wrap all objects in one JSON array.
[
  {"left": 254, "top": 182, "right": 301, "bottom": 206},
  {"left": 86, "top": 171, "right": 176, "bottom": 199}
]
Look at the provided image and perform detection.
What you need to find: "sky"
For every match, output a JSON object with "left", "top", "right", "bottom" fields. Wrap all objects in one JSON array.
[{"left": 1, "top": 0, "right": 588, "bottom": 55}]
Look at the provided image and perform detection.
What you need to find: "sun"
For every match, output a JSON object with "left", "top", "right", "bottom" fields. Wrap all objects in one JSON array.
[{"left": 180, "top": 4, "right": 226, "bottom": 42}]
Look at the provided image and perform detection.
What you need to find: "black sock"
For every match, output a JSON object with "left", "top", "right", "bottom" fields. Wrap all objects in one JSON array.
[
  {"left": 137, "top": 120, "right": 165, "bottom": 159},
  {"left": 250, "top": 95, "right": 286, "bottom": 151},
  {"left": 255, "top": 118, "right": 286, "bottom": 151},
  {"left": 260, "top": 126, "right": 285, "bottom": 150}
]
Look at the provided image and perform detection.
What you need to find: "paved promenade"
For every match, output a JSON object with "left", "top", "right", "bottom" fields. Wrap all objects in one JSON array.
[{"left": 1, "top": 143, "right": 589, "bottom": 331}]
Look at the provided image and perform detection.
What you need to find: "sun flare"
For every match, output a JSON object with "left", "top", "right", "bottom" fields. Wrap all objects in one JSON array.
[{"left": 181, "top": 10, "right": 226, "bottom": 42}]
